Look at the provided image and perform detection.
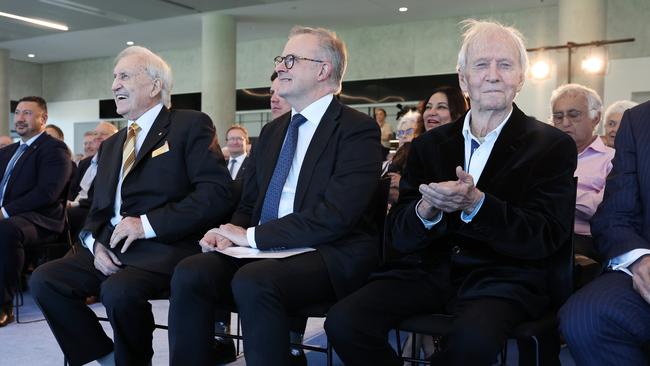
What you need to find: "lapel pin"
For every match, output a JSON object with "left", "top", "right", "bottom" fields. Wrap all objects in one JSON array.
[{"left": 158, "top": 132, "right": 162, "bottom": 136}]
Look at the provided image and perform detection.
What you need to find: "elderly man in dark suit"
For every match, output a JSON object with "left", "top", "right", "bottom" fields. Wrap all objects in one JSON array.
[
  {"left": 324, "top": 19, "right": 577, "bottom": 366},
  {"left": 168, "top": 26, "right": 383, "bottom": 366},
  {"left": 0, "top": 96, "right": 72, "bottom": 327},
  {"left": 560, "top": 100, "right": 650, "bottom": 365},
  {"left": 30, "top": 46, "right": 232, "bottom": 365}
]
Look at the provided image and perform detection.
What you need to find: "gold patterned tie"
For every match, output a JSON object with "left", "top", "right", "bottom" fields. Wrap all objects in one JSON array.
[{"left": 122, "top": 122, "right": 141, "bottom": 178}]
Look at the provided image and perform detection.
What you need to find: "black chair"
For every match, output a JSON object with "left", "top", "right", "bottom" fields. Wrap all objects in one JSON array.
[{"left": 393, "top": 180, "right": 577, "bottom": 366}]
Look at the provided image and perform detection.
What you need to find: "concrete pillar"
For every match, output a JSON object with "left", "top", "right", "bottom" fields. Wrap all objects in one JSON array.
[
  {"left": 558, "top": 0, "right": 606, "bottom": 96},
  {"left": 0, "top": 49, "right": 9, "bottom": 136},
  {"left": 201, "top": 12, "right": 236, "bottom": 143}
]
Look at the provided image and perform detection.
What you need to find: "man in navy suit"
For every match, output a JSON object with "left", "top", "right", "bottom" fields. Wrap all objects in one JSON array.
[
  {"left": 168, "top": 26, "right": 383, "bottom": 366},
  {"left": 225, "top": 125, "right": 249, "bottom": 180},
  {"left": 0, "top": 96, "right": 72, "bottom": 327},
  {"left": 30, "top": 46, "right": 232, "bottom": 365},
  {"left": 325, "top": 20, "right": 577, "bottom": 365},
  {"left": 560, "top": 100, "right": 650, "bottom": 365}
]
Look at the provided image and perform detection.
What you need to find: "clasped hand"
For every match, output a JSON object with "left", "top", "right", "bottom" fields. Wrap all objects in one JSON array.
[
  {"left": 417, "top": 166, "right": 483, "bottom": 218},
  {"left": 631, "top": 255, "right": 650, "bottom": 305},
  {"left": 199, "top": 223, "right": 249, "bottom": 252}
]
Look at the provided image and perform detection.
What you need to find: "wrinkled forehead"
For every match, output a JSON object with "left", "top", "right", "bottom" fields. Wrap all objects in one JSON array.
[
  {"left": 16, "top": 101, "right": 42, "bottom": 113},
  {"left": 114, "top": 54, "right": 146, "bottom": 74},
  {"left": 466, "top": 30, "right": 522, "bottom": 65},
  {"left": 554, "top": 92, "right": 589, "bottom": 110}
]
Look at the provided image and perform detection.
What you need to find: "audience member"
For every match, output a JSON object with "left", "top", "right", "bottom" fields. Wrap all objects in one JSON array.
[
  {"left": 551, "top": 83, "right": 613, "bottom": 266},
  {"left": 384, "top": 110, "right": 422, "bottom": 205},
  {"left": 0, "top": 96, "right": 72, "bottom": 327},
  {"left": 0, "top": 136, "right": 12, "bottom": 148},
  {"left": 44, "top": 124, "right": 65, "bottom": 140},
  {"left": 29, "top": 46, "right": 232, "bottom": 365},
  {"left": 225, "top": 126, "right": 249, "bottom": 180},
  {"left": 325, "top": 19, "right": 577, "bottom": 366},
  {"left": 168, "top": 25, "right": 382, "bottom": 366},
  {"left": 82, "top": 130, "right": 97, "bottom": 158},
  {"left": 270, "top": 71, "right": 292, "bottom": 119},
  {"left": 603, "top": 100, "right": 638, "bottom": 148},
  {"left": 560, "top": 100, "right": 650, "bottom": 365},
  {"left": 375, "top": 107, "right": 394, "bottom": 148},
  {"left": 423, "top": 86, "right": 468, "bottom": 131},
  {"left": 67, "top": 122, "right": 119, "bottom": 238}
]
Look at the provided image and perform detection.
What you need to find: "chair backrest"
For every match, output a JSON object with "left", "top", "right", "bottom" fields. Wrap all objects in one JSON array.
[{"left": 546, "top": 177, "right": 578, "bottom": 309}]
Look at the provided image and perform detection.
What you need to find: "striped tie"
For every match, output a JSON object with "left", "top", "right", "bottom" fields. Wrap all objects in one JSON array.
[{"left": 122, "top": 122, "right": 141, "bottom": 178}]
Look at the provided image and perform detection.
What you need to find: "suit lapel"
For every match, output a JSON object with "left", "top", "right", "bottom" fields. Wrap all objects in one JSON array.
[
  {"left": 475, "top": 104, "right": 527, "bottom": 191},
  {"left": 94, "top": 128, "right": 127, "bottom": 208},
  {"left": 438, "top": 119, "right": 466, "bottom": 180},
  {"left": 9, "top": 133, "right": 46, "bottom": 182},
  {"left": 133, "top": 107, "right": 170, "bottom": 169},
  {"left": 293, "top": 99, "right": 341, "bottom": 209}
]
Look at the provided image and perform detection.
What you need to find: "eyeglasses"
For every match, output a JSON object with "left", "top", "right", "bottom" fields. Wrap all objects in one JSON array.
[
  {"left": 274, "top": 54, "right": 324, "bottom": 69},
  {"left": 552, "top": 110, "right": 584, "bottom": 124},
  {"left": 227, "top": 137, "right": 245, "bottom": 142},
  {"left": 396, "top": 128, "right": 414, "bottom": 138}
]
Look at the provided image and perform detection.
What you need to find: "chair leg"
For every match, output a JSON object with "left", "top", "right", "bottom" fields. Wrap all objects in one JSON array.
[
  {"left": 327, "top": 339, "right": 333, "bottom": 366},
  {"left": 395, "top": 329, "right": 403, "bottom": 355},
  {"left": 236, "top": 314, "right": 241, "bottom": 355}
]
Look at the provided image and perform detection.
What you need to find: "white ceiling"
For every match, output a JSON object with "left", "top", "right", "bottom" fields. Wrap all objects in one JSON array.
[{"left": 0, "top": 0, "right": 556, "bottom": 63}]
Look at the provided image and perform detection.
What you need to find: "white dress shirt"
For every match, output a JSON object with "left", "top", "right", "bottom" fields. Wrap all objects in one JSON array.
[
  {"left": 69, "top": 154, "right": 98, "bottom": 206},
  {"left": 246, "top": 94, "right": 333, "bottom": 248},
  {"left": 228, "top": 153, "right": 247, "bottom": 179},
  {"left": 82, "top": 103, "right": 162, "bottom": 254},
  {"left": 416, "top": 107, "right": 512, "bottom": 228},
  {"left": 1, "top": 132, "right": 44, "bottom": 218}
]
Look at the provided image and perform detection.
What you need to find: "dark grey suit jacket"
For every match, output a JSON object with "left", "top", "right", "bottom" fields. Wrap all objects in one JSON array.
[
  {"left": 0, "top": 132, "right": 72, "bottom": 234},
  {"left": 232, "top": 98, "right": 383, "bottom": 298},
  {"left": 391, "top": 104, "right": 577, "bottom": 317},
  {"left": 82, "top": 107, "right": 233, "bottom": 274},
  {"left": 592, "top": 100, "right": 650, "bottom": 260}
]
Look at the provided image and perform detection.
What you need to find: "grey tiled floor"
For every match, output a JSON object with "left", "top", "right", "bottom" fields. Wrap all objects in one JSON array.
[{"left": 0, "top": 290, "right": 576, "bottom": 365}]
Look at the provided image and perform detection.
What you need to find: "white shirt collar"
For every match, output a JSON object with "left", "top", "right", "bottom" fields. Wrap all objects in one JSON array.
[
  {"left": 291, "top": 94, "right": 333, "bottom": 127},
  {"left": 128, "top": 103, "right": 163, "bottom": 132},
  {"left": 22, "top": 131, "right": 45, "bottom": 146},
  {"left": 461, "top": 107, "right": 513, "bottom": 143}
]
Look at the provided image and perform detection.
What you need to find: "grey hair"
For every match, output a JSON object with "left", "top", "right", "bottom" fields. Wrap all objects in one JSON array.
[
  {"left": 397, "top": 110, "right": 421, "bottom": 131},
  {"left": 289, "top": 26, "right": 348, "bottom": 94},
  {"left": 456, "top": 19, "right": 529, "bottom": 76},
  {"left": 115, "top": 46, "right": 173, "bottom": 108},
  {"left": 604, "top": 100, "right": 638, "bottom": 121},
  {"left": 550, "top": 83, "right": 603, "bottom": 120}
]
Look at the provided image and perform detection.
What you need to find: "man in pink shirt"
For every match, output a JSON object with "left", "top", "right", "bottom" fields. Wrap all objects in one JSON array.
[{"left": 551, "top": 84, "right": 614, "bottom": 271}]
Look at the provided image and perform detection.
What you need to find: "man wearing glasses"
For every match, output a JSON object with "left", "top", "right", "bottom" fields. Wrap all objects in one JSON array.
[
  {"left": 550, "top": 83, "right": 613, "bottom": 271},
  {"left": 168, "top": 26, "right": 383, "bottom": 366},
  {"left": 225, "top": 125, "right": 249, "bottom": 180}
]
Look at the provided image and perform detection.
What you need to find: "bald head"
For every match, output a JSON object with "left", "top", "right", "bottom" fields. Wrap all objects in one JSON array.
[{"left": 93, "top": 121, "right": 118, "bottom": 151}]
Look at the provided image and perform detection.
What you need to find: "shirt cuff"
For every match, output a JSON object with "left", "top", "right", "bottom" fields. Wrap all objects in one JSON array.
[
  {"left": 1, "top": 207, "right": 9, "bottom": 219},
  {"left": 140, "top": 214, "right": 157, "bottom": 239},
  {"left": 246, "top": 227, "right": 257, "bottom": 249},
  {"left": 80, "top": 231, "right": 96, "bottom": 255},
  {"left": 460, "top": 192, "right": 485, "bottom": 223},
  {"left": 608, "top": 248, "right": 650, "bottom": 276},
  {"left": 415, "top": 199, "right": 442, "bottom": 229},
  {"left": 68, "top": 200, "right": 80, "bottom": 208}
]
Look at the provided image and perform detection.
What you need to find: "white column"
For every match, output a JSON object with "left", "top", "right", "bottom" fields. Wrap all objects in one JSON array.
[
  {"left": 558, "top": 0, "right": 606, "bottom": 95},
  {"left": 0, "top": 49, "right": 9, "bottom": 136},
  {"left": 201, "top": 12, "right": 236, "bottom": 143}
]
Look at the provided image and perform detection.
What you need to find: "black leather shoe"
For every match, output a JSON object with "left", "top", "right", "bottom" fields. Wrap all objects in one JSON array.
[
  {"left": 0, "top": 302, "right": 14, "bottom": 327},
  {"left": 290, "top": 349, "right": 307, "bottom": 366},
  {"left": 213, "top": 338, "right": 237, "bottom": 365}
]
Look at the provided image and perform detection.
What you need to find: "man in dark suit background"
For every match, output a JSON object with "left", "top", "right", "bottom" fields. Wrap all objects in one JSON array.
[
  {"left": 560, "top": 100, "right": 650, "bottom": 365},
  {"left": 30, "top": 46, "right": 232, "bottom": 365},
  {"left": 225, "top": 125, "right": 249, "bottom": 180},
  {"left": 0, "top": 96, "right": 72, "bottom": 327},
  {"left": 67, "top": 122, "right": 118, "bottom": 238},
  {"left": 168, "top": 26, "right": 383, "bottom": 366},
  {"left": 324, "top": 19, "right": 577, "bottom": 365}
]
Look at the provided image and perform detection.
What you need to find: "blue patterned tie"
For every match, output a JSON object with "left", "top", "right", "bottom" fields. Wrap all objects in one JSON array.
[
  {"left": 0, "top": 144, "right": 29, "bottom": 205},
  {"left": 260, "top": 113, "right": 308, "bottom": 224}
]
